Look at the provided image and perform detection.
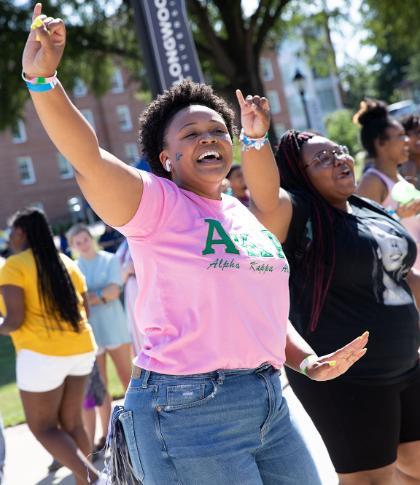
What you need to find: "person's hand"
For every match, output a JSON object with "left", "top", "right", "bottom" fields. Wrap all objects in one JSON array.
[
  {"left": 22, "top": 3, "right": 66, "bottom": 78},
  {"left": 396, "top": 199, "right": 420, "bottom": 219},
  {"left": 305, "top": 331, "right": 369, "bottom": 381},
  {"left": 87, "top": 291, "right": 101, "bottom": 306},
  {"left": 235, "top": 89, "right": 270, "bottom": 138}
]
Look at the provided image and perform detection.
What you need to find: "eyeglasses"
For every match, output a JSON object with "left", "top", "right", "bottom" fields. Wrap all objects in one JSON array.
[{"left": 305, "top": 145, "right": 350, "bottom": 169}]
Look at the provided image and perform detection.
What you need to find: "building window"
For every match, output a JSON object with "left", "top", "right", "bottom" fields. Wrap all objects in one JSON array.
[
  {"left": 81, "top": 109, "right": 96, "bottom": 130},
  {"left": 267, "top": 90, "right": 281, "bottom": 114},
  {"left": 11, "top": 120, "right": 27, "bottom": 144},
  {"left": 124, "top": 143, "right": 139, "bottom": 165},
  {"left": 274, "top": 123, "right": 286, "bottom": 140},
  {"left": 73, "top": 78, "right": 88, "bottom": 97},
  {"left": 261, "top": 58, "right": 274, "bottom": 82},
  {"left": 57, "top": 153, "right": 74, "bottom": 179},
  {"left": 116, "top": 105, "right": 133, "bottom": 132},
  {"left": 111, "top": 68, "right": 124, "bottom": 93},
  {"left": 17, "top": 156, "right": 36, "bottom": 185},
  {"left": 317, "top": 87, "right": 338, "bottom": 113}
]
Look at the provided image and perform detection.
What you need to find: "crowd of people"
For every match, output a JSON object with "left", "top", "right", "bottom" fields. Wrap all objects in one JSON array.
[{"left": 0, "top": 3, "right": 419, "bottom": 485}]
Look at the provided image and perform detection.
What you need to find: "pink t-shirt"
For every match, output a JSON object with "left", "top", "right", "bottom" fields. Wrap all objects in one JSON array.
[{"left": 116, "top": 171, "right": 290, "bottom": 374}]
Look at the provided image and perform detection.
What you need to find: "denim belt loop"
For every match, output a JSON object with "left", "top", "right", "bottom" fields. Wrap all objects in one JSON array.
[
  {"left": 216, "top": 370, "right": 225, "bottom": 385},
  {"left": 141, "top": 369, "right": 151, "bottom": 389}
]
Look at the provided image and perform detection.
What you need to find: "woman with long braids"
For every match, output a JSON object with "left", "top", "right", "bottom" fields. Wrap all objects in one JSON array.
[
  {"left": 0, "top": 208, "right": 99, "bottom": 485},
  {"left": 240, "top": 119, "right": 420, "bottom": 483},
  {"left": 21, "top": 5, "right": 369, "bottom": 483}
]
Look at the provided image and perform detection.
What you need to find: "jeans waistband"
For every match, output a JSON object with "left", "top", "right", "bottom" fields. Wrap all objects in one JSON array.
[{"left": 131, "top": 363, "right": 277, "bottom": 388}]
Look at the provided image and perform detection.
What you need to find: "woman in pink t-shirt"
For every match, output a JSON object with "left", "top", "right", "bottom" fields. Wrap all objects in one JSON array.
[{"left": 23, "top": 7, "right": 368, "bottom": 483}]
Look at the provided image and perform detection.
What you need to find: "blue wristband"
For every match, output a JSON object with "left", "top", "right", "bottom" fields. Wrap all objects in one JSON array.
[{"left": 25, "top": 80, "right": 57, "bottom": 92}]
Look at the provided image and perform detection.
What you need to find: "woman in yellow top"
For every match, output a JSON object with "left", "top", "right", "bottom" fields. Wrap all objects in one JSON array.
[{"left": 0, "top": 208, "right": 99, "bottom": 485}]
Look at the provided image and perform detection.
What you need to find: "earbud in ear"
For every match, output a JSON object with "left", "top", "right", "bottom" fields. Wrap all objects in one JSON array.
[{"left": 165, "top": 160, "right": 172, "bottom": 172}]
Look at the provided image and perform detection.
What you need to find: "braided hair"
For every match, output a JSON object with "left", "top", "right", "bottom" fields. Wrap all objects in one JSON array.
[
  {"left": 9, "top": 208, "right": 81, "bottom": 331},
  {"left": 275, "top": 130, "right": 340, "bottom": 332}
]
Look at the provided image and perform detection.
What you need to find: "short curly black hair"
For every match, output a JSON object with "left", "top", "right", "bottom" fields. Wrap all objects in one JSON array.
[{"left": 138, "top": 80, "right": 237, "bottom": 179}]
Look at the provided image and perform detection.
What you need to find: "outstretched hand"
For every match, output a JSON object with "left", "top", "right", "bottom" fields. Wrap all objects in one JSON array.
[
  {"left": 22, "top": 3, "right": 66, "bottom": 78},
  {"left": 235, "top": 89, "right": 270, "bottom": 139},
  {"left": 305, "top": 331, "right": 369, "bottom": 381}
]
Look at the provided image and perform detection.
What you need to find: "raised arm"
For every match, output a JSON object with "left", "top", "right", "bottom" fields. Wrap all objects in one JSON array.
[
  {"left": 22, "top": 4, "right": 142, "bottom": 226},
  {"left": 235, "top": 90, "right": 292, "bottom": 242}
]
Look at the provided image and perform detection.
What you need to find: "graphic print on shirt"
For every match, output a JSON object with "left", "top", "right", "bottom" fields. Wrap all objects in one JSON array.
[
  {"left": 365, "top": 218, "right": 413, "bottom": 306},
  {"left": 202, "top": 218, "right": 288, "bottom": 274}
]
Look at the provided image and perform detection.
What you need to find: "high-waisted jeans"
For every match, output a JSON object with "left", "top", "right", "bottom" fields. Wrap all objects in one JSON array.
[{"left": 115, "top": 364, "right": 321, "bottom": 484}]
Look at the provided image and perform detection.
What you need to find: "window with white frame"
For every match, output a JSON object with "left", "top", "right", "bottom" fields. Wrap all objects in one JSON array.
[
  {"left": 111, "top": 67, "right": 124, "bottom": 93},
  {"left": 81, "top": 109, "right": 96, "bottom": 130},
  {"left": 73, "top": 78, "right": 88, "bottom": 97},
  {"left": 57, "top": 153, "right": 74, "bottom": 179},
  {"left": 17, "top": 156, "right": 36, "bottom": 185},
  {"left": 267, "top": 90, "right": 281, "bottom": 114},
  {"left": 260, "top": 58, "right": 274, "bottom": 82},
  {"left": 124, "top": 143, "right": 139, "bottom": 165},
  {"left": 116, "top": 105, "right": 133, "bottom": 132},
  {"left": 11, "top": 120, "right": 27, "bottom": 144}
]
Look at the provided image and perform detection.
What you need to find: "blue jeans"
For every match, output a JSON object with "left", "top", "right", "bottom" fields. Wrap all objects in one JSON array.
[{"left": 115, "top": 364, "right": 321, "bottom": 484}]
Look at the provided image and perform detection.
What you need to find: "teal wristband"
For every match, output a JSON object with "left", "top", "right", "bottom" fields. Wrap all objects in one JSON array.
[
  {"left": 22, "top": 71, "right": 58, "bottom": 92},
  {"left": 25, "top": 81, "right": 57, "bottom": 92}
]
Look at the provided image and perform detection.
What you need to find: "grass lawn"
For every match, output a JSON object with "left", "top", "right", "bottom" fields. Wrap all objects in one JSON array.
[{"left": 0, "top": 336, "right": 126, "bottom": 427}]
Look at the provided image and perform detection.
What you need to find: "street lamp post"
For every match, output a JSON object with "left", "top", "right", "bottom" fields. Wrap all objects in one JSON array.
[{"left": 293, "top": 69, "right": 311, "bottom": 129}]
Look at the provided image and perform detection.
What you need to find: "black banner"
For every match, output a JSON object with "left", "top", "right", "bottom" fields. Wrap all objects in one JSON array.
[{"left": 131, "top": 0, "right": 204, "bottom": 96}]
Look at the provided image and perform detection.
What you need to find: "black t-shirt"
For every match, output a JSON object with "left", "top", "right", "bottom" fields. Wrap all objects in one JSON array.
[{"left": 284, "top": 192, "right": 420, "bottom": 384}]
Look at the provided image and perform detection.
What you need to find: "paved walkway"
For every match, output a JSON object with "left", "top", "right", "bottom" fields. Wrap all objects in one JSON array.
[{"left": 3, "top": 383, "right": 338, "bottom": 485}]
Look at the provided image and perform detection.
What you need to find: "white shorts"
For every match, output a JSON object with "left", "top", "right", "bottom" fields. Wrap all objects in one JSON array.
[{"left": 16, "top": 349, "right": 96, "bottom": 393}]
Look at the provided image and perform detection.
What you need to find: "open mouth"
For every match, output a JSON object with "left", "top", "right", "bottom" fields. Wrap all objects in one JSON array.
[
  {"left": 196, "top": 151, "right": 223, "bottom": 163},
  {"left": 337, "top": 167, "right": 352, "bottom": 179}
]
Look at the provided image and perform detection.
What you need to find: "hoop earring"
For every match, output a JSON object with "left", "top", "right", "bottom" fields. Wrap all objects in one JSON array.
[{"left": 165, "top": 160, "right": 172, "bottom": 172}]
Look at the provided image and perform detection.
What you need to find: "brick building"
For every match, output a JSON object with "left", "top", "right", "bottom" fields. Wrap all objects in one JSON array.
[
  {"left": 0, "top": 58, "right": 291, "bottom": 228},
  {"left": 0, "top": 66, "right": 147, "bottom": 227}
]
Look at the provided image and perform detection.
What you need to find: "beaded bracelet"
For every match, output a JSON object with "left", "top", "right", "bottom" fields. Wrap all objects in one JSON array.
[
  {"left": 239, "top": 128, "right": 269, "bottom": 151},
  {"left": 22, "top": 71, "right": 58, "bottom": 92},
  {"left": 299, "top": 354, "right": 318, "bottom": 376}
]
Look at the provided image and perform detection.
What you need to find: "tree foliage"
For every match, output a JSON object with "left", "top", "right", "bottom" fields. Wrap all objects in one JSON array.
[
  {"left": 186, "top": 1, "right": 290, "bottom": 98},
  {"left": 361, "top": 0, "right": 420, "bottom": 102},
  {"left": 2, "top": 0, "right": 352, "bottom": 134},
  {"left": 324, "top": 109, "right": 361, "bottom": 156},
  {"left": 0, "top": 0, "right": 142, "bottom": 131}
]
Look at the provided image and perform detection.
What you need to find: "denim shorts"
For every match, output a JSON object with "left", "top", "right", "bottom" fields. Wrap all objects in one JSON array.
[{"left": 112, "top": 364, "right": 321, "bottom": 484}]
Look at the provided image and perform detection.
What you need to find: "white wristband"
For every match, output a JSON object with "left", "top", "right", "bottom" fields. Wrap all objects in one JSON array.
[{"left": 299, "top": 354, "right": 318, "bottom": 375}]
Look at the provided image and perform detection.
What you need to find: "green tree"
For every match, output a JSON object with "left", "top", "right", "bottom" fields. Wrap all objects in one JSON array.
[
  {"left": 361, "top": 0, "right": 420, "bottom": 102},
  {"left": 339, "top": 61, "right": 378, "bottom": 111},
  {"left": 0, "top": 0, "right": 142, "bottom": 131},
  {"left": 324, "top": 109, "right": 361, "bottom": 156}
]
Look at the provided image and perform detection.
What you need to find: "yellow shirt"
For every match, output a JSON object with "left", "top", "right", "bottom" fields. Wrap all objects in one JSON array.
[{"left": 0, "top": 249, "right": 96, "bottom": 356}]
